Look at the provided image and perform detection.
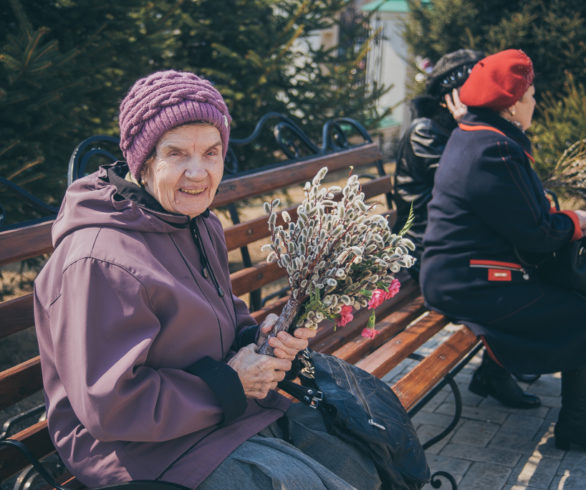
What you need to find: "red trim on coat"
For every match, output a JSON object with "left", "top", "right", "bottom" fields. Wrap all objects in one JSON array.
[
  {"left": 480, "top": 336, "right": 505, "bottom": 367},
  {"left": 459, "top": 123, "right": 506, "bottom": 136},
  {"left": 458, "top": 122, "right": 535, "bottom": 163},
  {"left": 552, "top": 210, "right": 583, "bottom": 241},
  {"left": 469, "top": 259, "right": 523, "bottom": 270}
]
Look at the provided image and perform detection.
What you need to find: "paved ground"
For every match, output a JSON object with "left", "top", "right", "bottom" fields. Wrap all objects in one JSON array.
[{"left": 384, "top": 324, "right": 586, "bottom": 490}]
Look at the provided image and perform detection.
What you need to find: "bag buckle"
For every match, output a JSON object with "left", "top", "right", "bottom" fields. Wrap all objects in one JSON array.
[{"left": 303, "top": 388, "right": 323, "bottom": 408}]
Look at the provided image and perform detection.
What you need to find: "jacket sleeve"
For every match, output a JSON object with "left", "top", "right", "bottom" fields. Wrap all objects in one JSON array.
[
  {"left": 51, "top": 257, "right": 246, "bottom": 443},
  {"left": 232, "top": 295, "right": 259, "bottom": 349},
  {"left": 466, "top": 137, "right": 577, "bottom": 253},
  {"left": 395, "top": 121, "right": 443, "bottom": 212}
]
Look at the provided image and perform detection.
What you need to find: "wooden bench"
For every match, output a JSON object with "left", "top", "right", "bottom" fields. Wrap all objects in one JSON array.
[{"left": 0, "top": 115, "right": 481, "bottom": 490}]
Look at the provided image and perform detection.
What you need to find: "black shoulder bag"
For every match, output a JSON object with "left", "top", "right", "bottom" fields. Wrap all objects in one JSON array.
[
  {"left": 515, "top": 190, "right": 586, "bottom": 296},
  {"left": 279, "top": 349, "right": 430, "bottom": 490}
]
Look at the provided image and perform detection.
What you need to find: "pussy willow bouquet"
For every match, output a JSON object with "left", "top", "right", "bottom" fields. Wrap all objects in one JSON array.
[{"left": 257, "top": 167, "right": 415, "bottom": 355}]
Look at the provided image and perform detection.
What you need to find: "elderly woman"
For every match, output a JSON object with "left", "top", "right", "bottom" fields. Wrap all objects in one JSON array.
[
  {"left": 420, "top": 49, "right": 586, "bottom": 450},
  {"left": 33, "top": 70, "right": 381, "bottom": 489}
]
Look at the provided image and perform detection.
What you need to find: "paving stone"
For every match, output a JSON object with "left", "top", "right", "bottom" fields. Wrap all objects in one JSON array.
[
  {"left": 506, "top": 455, "right": 560, "bottom": 488},
  {"left": 559, "top": 449, "right": 586, "bottom": 471},
  {"left": 526, "top": 373, "right": 561, "bottom": 397},
  {"left": 422, "top": 453, "right": 470, "bottom": 489},
  {"left": 441, "top": 442, "right": 521, "bottom": 467},
  {"left": 537, "top": 395, "right": 561, "bottom": 409},
  {"left": 389, "top": 357, "right": 580, "bottom": 487},
  {"left": 437, "top": 401, "right": 509, "bottom": 424},
  {"left": 489, "top": 430, "right": 545, "bottom": 453},
  {"left": 416, "top": 387, "right": 451, "bottom": 413},
  {"left": 458, "top": 461, "right": 512, "bottom": 490},
  {"left": 504, "top": 486, "right": 543, "bottom": 489},
  {"left": 501, "top": 413, "right": 545, "bottom": 436},
  {"left": 417, "top": 424, "right": 451, "bottom": 455},
  {"left": 412, "top": 409, "right": 455, "bottom": 428},
  {"left": 450, "top": 419, "right": 500, "bottom": 447},
  {"left": 548, "top": 468, "right": 586, "bottom": 490}
]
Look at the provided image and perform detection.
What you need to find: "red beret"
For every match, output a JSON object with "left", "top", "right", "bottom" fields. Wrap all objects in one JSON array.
[{"left": 460, "top": 49, "right": 534, "bottom": 111}]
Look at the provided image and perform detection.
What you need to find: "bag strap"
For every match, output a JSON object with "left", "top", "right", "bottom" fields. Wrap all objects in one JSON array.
[{"left": 278, "top": 380, "right": 323, "bottom": 409}]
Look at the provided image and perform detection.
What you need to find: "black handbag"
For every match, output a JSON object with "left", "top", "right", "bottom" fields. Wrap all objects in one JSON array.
[
  {"left": 279, "top": 349, "right": 430, "bottom": 490},
  {"left": 515, "top": 190, "right": 586, "bottom": 295},
  {"left": 535, "top": 237, "right": 586, "bottom": 294}
]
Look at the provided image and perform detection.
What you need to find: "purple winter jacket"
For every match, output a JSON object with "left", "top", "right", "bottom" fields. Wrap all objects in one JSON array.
[{"left": 33, "top": 163, "right": 290, "bottom": 488}]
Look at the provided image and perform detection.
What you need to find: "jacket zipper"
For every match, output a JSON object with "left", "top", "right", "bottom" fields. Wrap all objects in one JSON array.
[{"left": 190, "top": 219, "right": 224, "bottom": 297}]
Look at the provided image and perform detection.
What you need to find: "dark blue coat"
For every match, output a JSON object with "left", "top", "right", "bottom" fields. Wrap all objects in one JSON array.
[{"left": 420, "top": 108, "right": 586, "bottom": 374}]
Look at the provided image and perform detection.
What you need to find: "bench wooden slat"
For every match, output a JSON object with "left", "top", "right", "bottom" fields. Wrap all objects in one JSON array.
[
  {"left": 393, "top": 327, "right": 480, "bottom": 411},
  {"left": 310, "top": 281, "right": 420, "bottom": 355},
  {"left": 0, "top": 221, "right": 54, "bottom": 266},
  {"left": 331, "top": 295, "right": 427, "bottom": 364},
  {"left": 224, "top": 205, "right": 299, "bottom": 252},
  {"left": 355, "top": 309, "right": 450, "bottom": 377},
  {"left": 0, "top": 294, "right": 34, "bottom": 339},
  {"left": 0, "top": 421, "right": 52, "bottom": 481},
  {"left": 249, "top": 296, "right": 289, "bottom": 324},
  {"left": 230, "top": 261, "right": 286, "bottom": 297},
  {"left": 213, "top": 144, "right": 382, "bottom": 207},
  {"left": 0, "top": 356, "right": 43, "bottom": 410}
]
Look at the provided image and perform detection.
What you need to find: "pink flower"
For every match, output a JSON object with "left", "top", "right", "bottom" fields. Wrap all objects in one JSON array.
[
  {"left": 368, "top": 289, "right": 386, "bottom": 310},
  {"left": 336, "top": 305, "right": 354, "bottom": 327},
  {"left": 384, "top": 279, "right": 401, "bottom": 300},
  {"left": 361, "top": 327, "right": 380, "bottom": 339}
]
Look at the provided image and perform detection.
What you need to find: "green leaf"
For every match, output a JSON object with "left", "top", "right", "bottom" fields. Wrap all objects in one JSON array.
[{"left": 398, "top": 202, "right": 415, "bottom": 236}]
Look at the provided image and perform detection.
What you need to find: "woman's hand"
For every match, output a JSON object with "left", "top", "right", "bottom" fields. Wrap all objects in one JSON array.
[
  {"left": 257, "top": 313, "right": 318, "bottom": 361},
  {"left": 445, "top": 88, "right": 468, "bottom": 122},
  {"left": 228, "top": 344, "right": 291, "bottom": 399}
]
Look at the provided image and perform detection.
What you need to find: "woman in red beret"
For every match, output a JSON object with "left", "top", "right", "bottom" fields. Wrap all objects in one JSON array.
[{"left": 419, "top": 49, "right": 586, "bottom": 450}]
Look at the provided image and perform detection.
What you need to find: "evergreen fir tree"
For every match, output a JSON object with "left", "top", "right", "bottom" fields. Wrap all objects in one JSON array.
[
  {"left": 404, "top": 0, "right": 586, "bottom": 98},
  {"left": 1, "top": 0, "right": 387, "bottom": 225}
]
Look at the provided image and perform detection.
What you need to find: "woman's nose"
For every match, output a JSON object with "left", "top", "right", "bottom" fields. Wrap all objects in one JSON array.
[{"left": 184, "top": 156, "right": 206, "bottom": 178}]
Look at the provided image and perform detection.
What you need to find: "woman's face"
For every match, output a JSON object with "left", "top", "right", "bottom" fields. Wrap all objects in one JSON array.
[
  {"left": 141, "top": 123, "right": 224, "bottom": 218},
  {"left": 511, "top": 85, "right": 536, "bottom": 131}
]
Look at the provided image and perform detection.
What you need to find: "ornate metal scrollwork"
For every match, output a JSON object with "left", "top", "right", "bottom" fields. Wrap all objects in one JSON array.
[
  {"left": 67, "top": 135, "right": 121, "bottom": 185},
  {"left": 430, "top": 470, "right": 458, "bottom": 489},
  {"left": 224, "top": 112, "right": 320, "bottom": 176},
  {"left": 321, "top": 117, "right": 372, "bottom": 152}
]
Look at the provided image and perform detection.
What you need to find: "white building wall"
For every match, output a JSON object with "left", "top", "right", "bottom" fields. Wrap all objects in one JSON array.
[{"left": 366, "top": 12, "right": 410, "bottom": 128}]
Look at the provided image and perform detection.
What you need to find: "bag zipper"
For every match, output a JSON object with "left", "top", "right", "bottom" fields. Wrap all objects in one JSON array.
[{"left": 332, "top": 356, "right": 386, "bottom": 431}]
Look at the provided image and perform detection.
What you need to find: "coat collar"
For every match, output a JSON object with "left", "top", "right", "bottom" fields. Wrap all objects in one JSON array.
[
  {"left": 460, "top": 108, "right": 533, "bottom": 159},
  {"left": 100, "top": 162, "right": 210, "bottom": 227}
]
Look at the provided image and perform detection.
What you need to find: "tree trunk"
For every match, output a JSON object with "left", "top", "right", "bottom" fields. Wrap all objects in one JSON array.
[{"left": 256, "top": 296, "right": 301, "bottom": 356}]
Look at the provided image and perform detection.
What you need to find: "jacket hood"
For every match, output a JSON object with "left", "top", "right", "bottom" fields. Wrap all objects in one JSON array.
[{"left": 51, "top": 162, "right": 190, "bottom": 248}]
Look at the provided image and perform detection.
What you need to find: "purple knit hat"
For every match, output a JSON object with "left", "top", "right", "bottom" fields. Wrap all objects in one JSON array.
[{"left": 118, "top": 70, "right": 231, "bottom": 179}]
